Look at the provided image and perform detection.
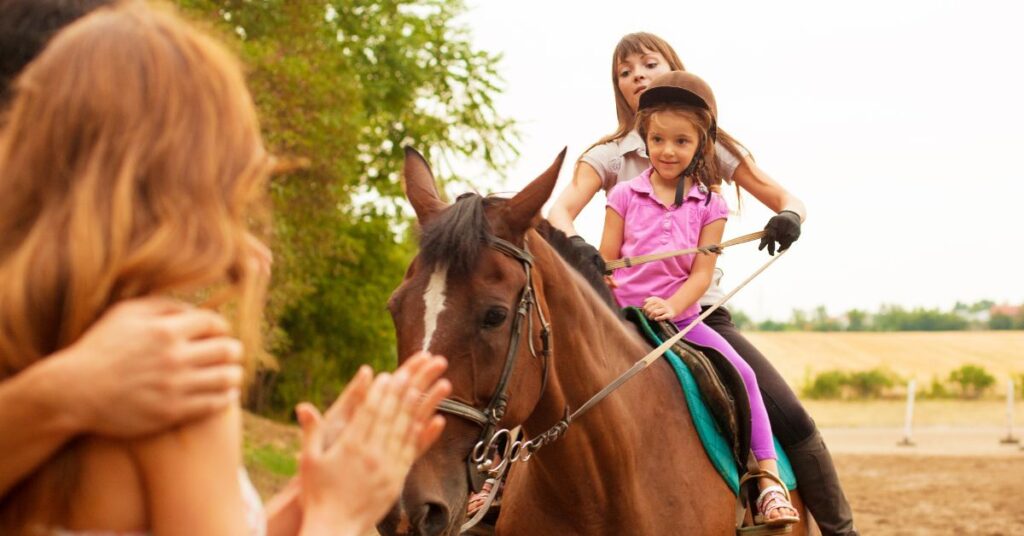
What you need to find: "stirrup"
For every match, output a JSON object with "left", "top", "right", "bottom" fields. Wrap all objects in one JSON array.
[{"left": 735, "top": 471, "right": 796, "bottom": 535}]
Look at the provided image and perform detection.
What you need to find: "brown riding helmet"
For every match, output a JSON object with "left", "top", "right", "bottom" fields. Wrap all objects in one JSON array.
[{"left": 638, "top": 70, "right": 717, "bottom": 140}]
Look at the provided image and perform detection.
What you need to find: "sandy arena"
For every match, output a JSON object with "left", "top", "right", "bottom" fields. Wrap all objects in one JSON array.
[{"left": 824, "top": 426, "right": 1024, "bottom": 535}]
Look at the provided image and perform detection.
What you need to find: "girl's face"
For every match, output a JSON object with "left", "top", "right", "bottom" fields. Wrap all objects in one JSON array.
[
  {"left": 645, "top": 111, "right": 701, "bottom": 181},
  {"left": 617, "top": 49, "right": 672, "bottom": 112}
]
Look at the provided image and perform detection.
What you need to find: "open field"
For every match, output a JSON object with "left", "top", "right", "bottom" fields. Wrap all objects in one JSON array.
[
  {"left": 744, "top": 330, "right": 1024, "bottom": 389},
  {"left": 805, "top": 399, "right": 1022, "bottom": 427}
]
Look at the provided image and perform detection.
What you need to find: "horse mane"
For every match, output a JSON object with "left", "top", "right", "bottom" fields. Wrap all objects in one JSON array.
[
  {"left": 419, "top": 193, "right": 497, "bottom": 276},
  {"left": 534, "top": 220, "right": 619, "bottom": 312},
  {"left": 419, "top": 192, "right": 618, "bottom": 311}
]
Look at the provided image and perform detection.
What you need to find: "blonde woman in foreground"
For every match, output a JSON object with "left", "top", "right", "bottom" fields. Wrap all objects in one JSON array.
[{"left": 0, "top": 2, "right": 449, "bottom": 535}]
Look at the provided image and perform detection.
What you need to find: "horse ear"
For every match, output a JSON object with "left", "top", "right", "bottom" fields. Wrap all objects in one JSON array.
[
  {"left": 403, "top": 146, "right": 447, "bottom": 224},
  {"left": 505, "top": 148, "right": 567, "bottom": 235}
]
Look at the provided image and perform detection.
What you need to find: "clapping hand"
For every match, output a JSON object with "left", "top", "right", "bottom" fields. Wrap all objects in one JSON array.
[{"left": 295, "top": 353, "right": 451, "bottom": 536}]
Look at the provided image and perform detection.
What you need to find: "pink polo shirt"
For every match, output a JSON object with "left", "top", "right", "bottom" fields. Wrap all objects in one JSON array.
[{"left": 607, "top": 167, "right": 729, "bottom": 320}]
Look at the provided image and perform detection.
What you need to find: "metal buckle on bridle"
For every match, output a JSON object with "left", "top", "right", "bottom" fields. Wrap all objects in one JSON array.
[{"left": 432, "top": 232, "right": 552, "bottom": 499}]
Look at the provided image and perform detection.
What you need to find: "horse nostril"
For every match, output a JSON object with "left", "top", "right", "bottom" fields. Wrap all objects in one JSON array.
[{"left": 413, "top": 501, "right": 450, "bottom": 536}]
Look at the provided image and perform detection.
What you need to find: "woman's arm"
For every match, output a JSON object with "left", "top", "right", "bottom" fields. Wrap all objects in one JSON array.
[
  {"left": 732, "top": 157, "right": 806, "bottom": 221},
  {"left": 548, "top": 162, "right": 604, "bottom": 237},
  {"left": 0, "top": 357, "right": 82, "bottom": 497},
  {"left": 0, "top": 298, "right": 242, "bottom": 499},
  {"left": 599, "top": 207, "right": 625, "bottom": 262},
  {"left": 131, "top": 404, "right": 247, "bottom": 535},
  {"left": 643, "top": 219, "right": 726, "bottom": 321},
  {"left": 732, "top": 157, "right": 806, "bottom": 255}
]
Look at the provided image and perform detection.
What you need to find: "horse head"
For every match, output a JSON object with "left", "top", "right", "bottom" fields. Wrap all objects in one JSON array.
[{"left": 380, "top": 147, "right": 566, "bottom": 536}]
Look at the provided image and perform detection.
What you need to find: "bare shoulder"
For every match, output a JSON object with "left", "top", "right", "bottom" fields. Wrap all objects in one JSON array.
[
  {"left": 129, "top": 405, "right": 246, "bottom": 535},
  {"left": 65, "top": 437, "right": 147, "bottom": 531}
]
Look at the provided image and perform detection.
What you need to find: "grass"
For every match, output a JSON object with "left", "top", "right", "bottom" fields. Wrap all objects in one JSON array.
[
  {"left": 243, "top": 412, "right": 300, "bottom": 499},
  {"left": 244, "top": 443, "right": 297, "bottom": 477}
]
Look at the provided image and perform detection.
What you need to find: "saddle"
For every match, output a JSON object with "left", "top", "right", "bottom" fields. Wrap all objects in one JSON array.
[{"left": 623, "top": 307, "right": 752, "bottom": 471}]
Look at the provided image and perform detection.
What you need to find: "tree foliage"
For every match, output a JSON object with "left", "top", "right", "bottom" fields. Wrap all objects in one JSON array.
[
  {"left": 744, "top": 299, "right": 1022, "bottom": 332},
  {"left": 801, "top": 367, "right": 900, "bottom": 399},
  {"left": 948, "top": 364, "right": 995, "bottom": 399},
  {"left": 175, "top": 0, "right": 517, "bottom": 416}
]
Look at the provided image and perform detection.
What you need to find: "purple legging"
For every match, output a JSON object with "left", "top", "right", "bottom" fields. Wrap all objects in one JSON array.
[{"left": 674, "top": 316, "right": 777, "bottom": 461}]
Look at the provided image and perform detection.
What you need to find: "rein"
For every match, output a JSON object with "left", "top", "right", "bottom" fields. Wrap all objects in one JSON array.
[
  {"left": 432, "top": 235, "right": 551, "bottom": 492},
  {"left": 476, "top": 248, "right": 788, "bottom": 470},
  {"left": 604, "top": 230, "right": 766, "bottom": 272},
  {"left": 437, "top": 227, "right": 786, "bottom": 533}
]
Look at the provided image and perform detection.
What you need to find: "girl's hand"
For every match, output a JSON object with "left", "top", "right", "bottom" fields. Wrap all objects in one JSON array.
[
  {"left": 642, "top": 296, "right": 677, "bottom": 322},
  {"left": 603, "top": 274, "right": 619, "bottom": 289}
]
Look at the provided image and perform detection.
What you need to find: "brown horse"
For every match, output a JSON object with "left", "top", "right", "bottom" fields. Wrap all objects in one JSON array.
[{"left": 379, "top": 148, "right": 808, "bottom": 536}]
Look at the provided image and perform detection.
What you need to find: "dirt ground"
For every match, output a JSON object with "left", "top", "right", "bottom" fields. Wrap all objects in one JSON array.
[
  {"left": 243, "top": 414, "right": 1024, "bottom": 534},
  {"left": 824, "top": 427, "right": 1024, "bottom": 535}
]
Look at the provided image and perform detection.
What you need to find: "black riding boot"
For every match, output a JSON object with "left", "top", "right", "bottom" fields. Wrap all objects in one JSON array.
[{"left": 787, "top": 430, "right": 858, "bottom": 536}]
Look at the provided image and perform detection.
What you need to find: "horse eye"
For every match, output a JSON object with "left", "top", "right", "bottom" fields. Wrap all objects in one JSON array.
[{"left": 482, "top": 307, "right": 508, "bottom": 329}]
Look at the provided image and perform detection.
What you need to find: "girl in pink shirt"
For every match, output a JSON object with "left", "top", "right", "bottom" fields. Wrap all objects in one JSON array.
[{"left": 599, "top": 71, "right": 799, "bottom": 527}]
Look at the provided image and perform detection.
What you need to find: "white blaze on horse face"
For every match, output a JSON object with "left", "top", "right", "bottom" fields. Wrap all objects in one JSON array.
[{"left": 421, "top": 265, "right": 448, "bottom": 352}]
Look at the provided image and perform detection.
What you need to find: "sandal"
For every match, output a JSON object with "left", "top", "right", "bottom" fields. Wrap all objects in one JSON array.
[
  {"left": 466, "top": 478, "right": 502, "bottom": 516},
  {"left": 756, "top": 485, "right": 800, "bottom": 527}
]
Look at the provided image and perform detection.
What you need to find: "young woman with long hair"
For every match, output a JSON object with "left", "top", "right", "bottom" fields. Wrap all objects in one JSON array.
[{"left": 0, "top": 3, "right": 448, "bottom": 534}]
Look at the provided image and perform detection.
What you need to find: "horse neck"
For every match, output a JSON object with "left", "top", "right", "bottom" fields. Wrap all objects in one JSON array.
[
  {"left": 501, "top": 236, "right": 735, "bottom": 534},
  {"left": 519, "top": 241, "right": 661, "bottom": 485}
]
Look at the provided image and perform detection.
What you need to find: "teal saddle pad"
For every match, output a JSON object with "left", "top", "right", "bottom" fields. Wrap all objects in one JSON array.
[{"left": 630, "top": 309, "right": 797, "bottom": 494}]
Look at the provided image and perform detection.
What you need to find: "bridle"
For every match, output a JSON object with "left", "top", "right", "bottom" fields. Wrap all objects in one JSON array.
[
  {"left": 433, "top": 233, "right": 551, "bottom": 492},
  {"left": 428, "top": 221, "right": 786, "bottom": 532}
]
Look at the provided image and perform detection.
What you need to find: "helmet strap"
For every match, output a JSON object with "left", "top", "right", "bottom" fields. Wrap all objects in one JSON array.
[{"left": 674, "top": 136, "right": 706, "bottom": 206}]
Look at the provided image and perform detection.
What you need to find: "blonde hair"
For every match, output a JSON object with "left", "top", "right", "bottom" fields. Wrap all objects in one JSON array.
[{"left": 0, "top": 1, "right": 270, "bottom": 528}]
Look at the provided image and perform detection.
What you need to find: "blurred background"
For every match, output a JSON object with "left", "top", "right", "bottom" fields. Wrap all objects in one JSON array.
[{"left": 165, "top": 3, "right": 1022, "bottom": 530}]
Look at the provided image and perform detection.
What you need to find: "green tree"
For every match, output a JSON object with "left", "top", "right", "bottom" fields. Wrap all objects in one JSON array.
[
  {"left": 810, "top": 305, "right": 841, "bottom": 332},
  {"left": 176, "top": 0, "right": 517, "bottom": 415},
  {"left": 802, "top": 370, "right": 848, "bottom": 400},
  {"left": 846, "top": 368, "right": 897, "bottom": 398},
  {"left": 790, "top": 309, "right": 809, "bottom": 331},
  {"left": 989, "top": 313, "right": 1014, "bottom": 330},
  {"left": 969, "top": 299, "right": 995, "bottom": 313},
  {"left": 730, "top": 309, "right": 753, "bottom": 330},
  {"left": 845, "top": 309, "right": 868, "bottom": 331},
  {"left": 757, "top": 319, "right": 788, "bottom": 332},
  {"left": 874, "top": 304, "right": 966, "bottom": 331},
  {"left": 922, "top": 375, "right": 951, "bottom": 399},
  {"left": 949, "top": 364, "right": 995, "bottom": 399}
]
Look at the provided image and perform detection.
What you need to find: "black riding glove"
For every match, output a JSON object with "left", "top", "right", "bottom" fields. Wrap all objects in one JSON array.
[
  {"left": 758, "top": 210, "right": 802, "bottom": 256},
  {"left": 569, "top": 235, "right": 608, "bottom": 275}
]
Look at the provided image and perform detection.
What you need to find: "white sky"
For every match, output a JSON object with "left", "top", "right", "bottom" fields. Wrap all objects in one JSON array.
[{"left": 454, "top": 0, "right": 1024, "bottom": 321}]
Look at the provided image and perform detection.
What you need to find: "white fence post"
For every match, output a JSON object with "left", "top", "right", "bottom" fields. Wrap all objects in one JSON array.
[
  {"left": 1001, "top": 379, "right": 1019, "bottom": 444},
  {"left": 898, "top": 379, "right": 916, "bottom": 447}
]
